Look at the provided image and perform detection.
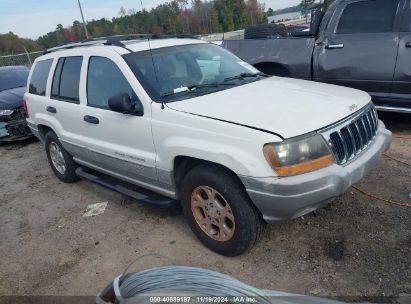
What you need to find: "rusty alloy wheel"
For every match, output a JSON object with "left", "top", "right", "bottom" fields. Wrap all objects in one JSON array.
[{"left": 190, "top": 186, "right": 235, "bottom": 242}]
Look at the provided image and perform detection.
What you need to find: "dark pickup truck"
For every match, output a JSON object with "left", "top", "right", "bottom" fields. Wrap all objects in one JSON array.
[{"left": 224, "top": 0, "right": 411, "bottom": 113}]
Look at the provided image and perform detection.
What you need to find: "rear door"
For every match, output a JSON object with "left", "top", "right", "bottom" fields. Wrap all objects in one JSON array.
[
  {"left": 390, "top": 0, "right": 411, "bottom": 111},
  {"left": 313, "top": 0, "right": 402, "bottom": 102},
  {"left": 47, "top": 55, "right": 85, "bottom": 150}
]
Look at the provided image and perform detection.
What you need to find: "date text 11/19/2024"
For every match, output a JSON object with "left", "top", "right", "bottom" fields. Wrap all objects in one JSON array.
[{"left": 149, "top": 296, "right": 258, "bottom": 303}]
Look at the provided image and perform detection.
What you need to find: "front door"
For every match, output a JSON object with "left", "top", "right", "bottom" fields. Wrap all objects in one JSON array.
[
  {"left": 391, "top": 0, "right": 411, "bottom": 110},
  {"left": 77, "top": 54, "right": 157, "bottom": 187},
  {"left": 313, "top": 0, "right": 402, "bottom": 103}
]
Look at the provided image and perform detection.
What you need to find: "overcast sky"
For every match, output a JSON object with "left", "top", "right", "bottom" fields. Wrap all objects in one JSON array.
[{"left": 0, "top": 0, "right": 300, "bottom": 39}]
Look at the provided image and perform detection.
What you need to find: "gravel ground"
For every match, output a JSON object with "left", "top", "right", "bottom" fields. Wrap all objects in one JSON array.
[{"left": 0, "top": 112, "right": 410, "bottom": 301}]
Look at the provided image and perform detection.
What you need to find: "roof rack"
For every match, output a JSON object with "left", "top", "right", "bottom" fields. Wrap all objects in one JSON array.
[{"left": 43, "top": 34, "right": 199, "bottom": 54}]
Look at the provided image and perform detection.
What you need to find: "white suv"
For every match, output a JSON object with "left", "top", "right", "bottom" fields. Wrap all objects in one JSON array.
[{"left": 25, "top": 36, "right": 392, "bottom": 256}]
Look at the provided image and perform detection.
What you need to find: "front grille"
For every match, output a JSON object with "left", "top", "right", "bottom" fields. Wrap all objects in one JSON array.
[{"left": 320, "top": 105, "right": 379, "bottom": 165}]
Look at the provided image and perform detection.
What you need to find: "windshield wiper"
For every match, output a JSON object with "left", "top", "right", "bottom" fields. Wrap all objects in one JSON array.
[
  {"left": 224, "top": 72, "right": 269, "bottom": 83},
  {"left": 160, "top": 82, "right": 236, "bottom": 98}
]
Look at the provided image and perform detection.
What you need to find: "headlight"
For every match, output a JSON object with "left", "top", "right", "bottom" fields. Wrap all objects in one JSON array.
[
  {"left": 0, "top": 109, "right": 14, "bottom": 116},
  {"left": 263, "top": 133, "right": 335, "bottom": 177}
]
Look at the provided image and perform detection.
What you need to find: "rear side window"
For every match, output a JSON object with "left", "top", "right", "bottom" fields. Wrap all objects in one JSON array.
[
  {"left": 87, "top": 56, "right": 136, "bottom": 109},
  {"left": 51, "top": 56, "right": 82, "bottom": 103},
  {"left": 337, "top": 0, "right": 400, "bottom": 34},
  {"left": 29, "top": 59, "right": 53, "bottom": 96}
]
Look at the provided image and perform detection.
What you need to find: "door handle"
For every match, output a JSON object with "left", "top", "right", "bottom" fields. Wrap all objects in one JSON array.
[
  {"left": 83, "top": 115, "right": 99, "bottom": 124},
  {"left": 405, "top": 42, "right": 411, "bottom": 48},
  {"left": 325, "top": 43, "right": 344, "bottom": 49},
  {"left": 46, "top": 106, "right": 57, "bottom": 113}
]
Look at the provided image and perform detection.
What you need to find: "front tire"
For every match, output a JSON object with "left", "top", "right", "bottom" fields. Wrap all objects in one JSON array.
[
  {"left": 180, "top": 164, "right": 264, "bottom": 256},
  {"left": 45, "top": 132, "right": 78, "bottom": 183}
]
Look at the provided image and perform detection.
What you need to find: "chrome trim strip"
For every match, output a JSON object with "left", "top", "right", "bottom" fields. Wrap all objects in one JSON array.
[
  {"left": 338, "top": 130, "right": 348, "bottom": 163},
  {"left": 362, "top": 115, "right": 370, "bottom": 142},
  {"left": 375, "top": 105, "right": 411, "bottom": 114},
  {"left": 353, "top": 121, "right": 364, "bottom": 150},
  {"left": 345, "top": 125, "right": 356, "bottom": 158}
]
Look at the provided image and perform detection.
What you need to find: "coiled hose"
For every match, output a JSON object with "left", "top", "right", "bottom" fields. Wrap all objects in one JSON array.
[{"left": 96, "top": 266, "right": 344, "bottom": 304}]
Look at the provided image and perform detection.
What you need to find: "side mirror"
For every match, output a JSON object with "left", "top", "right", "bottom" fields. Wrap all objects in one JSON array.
[
  {"left": 108, "top": 93, "right": 143, "bottom": 116},
  {"left": 309, "top": 10, "right": 325, "bottom": 36}
]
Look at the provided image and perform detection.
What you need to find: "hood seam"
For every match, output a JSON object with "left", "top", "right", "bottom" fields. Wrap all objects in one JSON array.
[{"left": 165, "top": 104, "right": 285, "bottom": 140}]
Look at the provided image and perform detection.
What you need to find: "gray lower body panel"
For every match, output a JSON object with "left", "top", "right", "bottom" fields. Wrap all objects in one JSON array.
[
  {"left": 59, "top": 140, "right": 176, "bottom": 199},
  {"left": 27, "top": 121, "right": 43, "bottom": 142},
  {"left": 241, "top": 126, "right": 392, "bottom": 223}
]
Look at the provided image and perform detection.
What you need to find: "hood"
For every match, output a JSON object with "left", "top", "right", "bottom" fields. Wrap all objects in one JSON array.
[
  {"left": 166, "top": 77, "right": 371, "bottom": 139},
  {"left": 0, "top": 87, "right": 26, "bottom": 110}
]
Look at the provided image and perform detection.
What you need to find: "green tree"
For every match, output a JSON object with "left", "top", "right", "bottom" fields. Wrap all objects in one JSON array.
[
  {"left": 0, "top": 32, "right": 41, "bottom": 55},
  {"left": 33, "top": 0, "right": 270, "bottom": 49},
  {"left": 210, "top": 3, "right": 222, "bottom": 33},
  {"left": 301, "top": 0, "right": 315, "bottom": 21},
  {"left": 215, "top": 0, "right": 234, "bottom": 32}
]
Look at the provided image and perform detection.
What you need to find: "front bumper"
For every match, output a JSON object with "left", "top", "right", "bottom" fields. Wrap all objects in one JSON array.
[
  {"left": 0, "top": 108, "right": 32, "bottom": 142},
  {"left": 241, "top": 122, "right": 392, "bottom": 223},
  {"left": 0, "top": 119, "right": 32, "bottom": 142}
]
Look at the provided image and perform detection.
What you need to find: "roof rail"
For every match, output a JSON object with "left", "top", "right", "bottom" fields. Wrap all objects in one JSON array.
[{"left": 43, "top": 34, "right": 199, "bottom": 54}]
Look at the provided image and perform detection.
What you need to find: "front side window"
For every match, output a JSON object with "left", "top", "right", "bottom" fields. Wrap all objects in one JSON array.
[
  {"left": 0, "top": 68, "right": 29, "bottom": 92},
  {"left": 51, "top": 56, "right": 82, "bottom": 102},
  {"left": 337, "top": 0, "right": 400, "bottom": 34},
  {"left": 29, "top": 59, "right": 53, "bottom": 96},
  {"left": 123, "top": 43, "right": 261, "bottom": 102},
  {"left": 87, "top": 57, "right": 136, "bottom": 109}
]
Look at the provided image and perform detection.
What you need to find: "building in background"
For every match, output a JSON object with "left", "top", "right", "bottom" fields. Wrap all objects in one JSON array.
[{"left": 268, "top": 12, "right": 302, "bottom": 23}]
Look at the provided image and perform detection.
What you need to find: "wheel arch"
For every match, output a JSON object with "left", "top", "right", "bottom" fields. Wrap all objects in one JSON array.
[
  {"left": 37, "top": 124, "right": 57, "bottom": 141},
  {"left": 173, "top": 156, "right": 248, "bottom": 199}
]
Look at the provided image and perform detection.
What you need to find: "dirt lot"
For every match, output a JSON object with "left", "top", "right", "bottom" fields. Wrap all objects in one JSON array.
[{"left": 0, "top": 112, "right": 410, "bottom": 301}]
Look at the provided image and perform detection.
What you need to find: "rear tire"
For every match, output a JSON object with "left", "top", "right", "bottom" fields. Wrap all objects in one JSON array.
[
  {"left": 180, "top": 164, "right": 265, "bottom": 256},
  {"left": 45, "top": 132, "right": 78, "bottom": 183}
]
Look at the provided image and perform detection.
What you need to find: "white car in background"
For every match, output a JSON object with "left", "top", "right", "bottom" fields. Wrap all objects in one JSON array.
[{"left": 24, "top": 36, "right": 391, "bottom": 256}]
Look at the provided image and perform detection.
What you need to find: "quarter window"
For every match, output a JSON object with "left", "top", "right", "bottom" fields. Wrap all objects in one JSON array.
[
  {"left": 51, "top": 56, "right": 82, "bottom": 103},
  {"left": 29, "top": 59, "right": 53, "bottom": 96},
  {"left": 87, "top": 56, "right": 136, "bottom": 109},
  {"left": 337, "top": 0, "right": 400, "bottom": 34}
]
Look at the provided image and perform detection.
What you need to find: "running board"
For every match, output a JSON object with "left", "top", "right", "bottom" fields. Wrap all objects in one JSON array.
[{"left": 75, "top": 167, "right": 178, "bottom": 208}]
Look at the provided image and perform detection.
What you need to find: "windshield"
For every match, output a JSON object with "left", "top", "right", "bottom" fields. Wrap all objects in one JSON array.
[
  {"left": 123, "top": 43, "right": 263, "bottom": 102},
  {"left": 0, "top": 68, "right": 29, "bottom": 92}
]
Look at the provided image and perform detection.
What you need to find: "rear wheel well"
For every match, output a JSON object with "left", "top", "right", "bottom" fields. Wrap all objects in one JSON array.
[
  {"left": 37, "top": 125, "right": 56, "bottom": 140},
  {"left": 254, "top": 62, "right": 290, "bottom": 77},
  {"left": 173, "top": 156, "right": 246, "bottom": 199}
]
